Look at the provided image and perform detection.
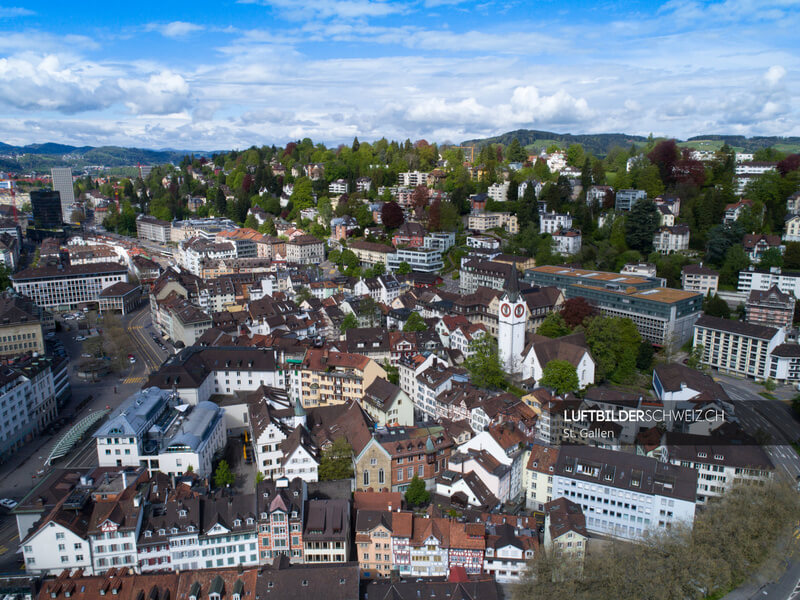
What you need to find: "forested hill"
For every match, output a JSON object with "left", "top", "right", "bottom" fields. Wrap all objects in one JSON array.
[
  {"left": 460, "top": 130, "right": 649, "bottom": 156},
  {"left": 462, "top": 129, "right": 800, "bottom": 156},
  {"left": 0, "top": 143, "right": 202, "bottom": 171}
]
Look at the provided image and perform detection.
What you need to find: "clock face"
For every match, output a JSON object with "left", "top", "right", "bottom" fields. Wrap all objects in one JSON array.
[
  {"left": 515, "top": 304, "right": 525, "bottom": 318},
  {"left": 501, "top": 303, "right": 511, "bottom": 317}
]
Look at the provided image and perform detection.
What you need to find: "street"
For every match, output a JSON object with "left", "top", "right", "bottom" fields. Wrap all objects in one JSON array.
[{"left": 715, "top": 374, "right": 800, "bottom": 481}]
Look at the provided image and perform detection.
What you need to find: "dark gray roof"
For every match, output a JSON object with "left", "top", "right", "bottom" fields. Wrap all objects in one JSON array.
[
  {"left": 695, "top": 315, "right": 778, "bottom": 340},
  {"left": 256, "top": 560, "right": 359, "bottom": 600}
]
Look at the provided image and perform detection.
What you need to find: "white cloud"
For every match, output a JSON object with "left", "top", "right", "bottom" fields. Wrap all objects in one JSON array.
[
  {"left": 147, "top": 21, "right": 205, "bottom": 38},
  {"left": 119, "top": 70, "right": 191, "bottom": 115},
  {"left": 237, "top": 0, "right": 406, "bottom": 20},
  {"left": 764, "top": 65, "right": 786, "bottom": 86},
  {"left": 0, "top": 6, "right": 34, "bottom": 17}
]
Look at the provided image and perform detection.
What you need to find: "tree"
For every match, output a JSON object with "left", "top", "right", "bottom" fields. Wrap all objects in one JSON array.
[
  {"left": 647, "top": 139, "right": 679, "bottom": 187},
  {"left": 403, "top": 311, "right": 427, "bottom": 332},
  {"left": 463, "top": 336, "right": 506, "bottom": 389},
  {"left": 244, "top": 214, "right": 259, "bottom": 229},
  {"left": 318, "top": 437, "right": 354, "bottom": 481},
  {"left": 687, "top": 343, "right": 705, "bottom": 370},
  {"left": 759, "top": 247, "right": 784, "bottom": 269},
  {"left": 383, "top": 361, "right": 399, "bottom": 385},
  {"left": 636, "top": 342, "right": 655, "bottom": 371},
  {"left": 381, "top": 201, "right": 404, "bottom": 229},
  {"left": 783, "top": 242, "right": 800, "bottom": 269},
  {"left": 560, "top": 297, "right": 596, "bottom": 328},
  {"left": 404, "top": 475, "right": 430, "bottom": 507},
  {"left": 214, "top": 460, "right": 235, "bottom": 487},
  {"left": 625, "top": 198, "right": 660, "bottom": 254},
  {"left": 703, "top": 293, "right": 731, "bottom": 319},
  {"left": 792, "top": 394, "right": 800, "bottom": 416},
  {"left": 438, "top": 201, "right": 461, "bottom": 231},
  {"left": 540, "top": 359, "right": 580, "bottom": 394},
  {"left": 585, "top": 315, "right": 641, "bottom": 384},
  {"left": 538, "top": 312, "right": 571, "bottom": 338},
  {"left": 0, "top": 265, "right": 11, "bottom": 291},
  {"left": 396, "top": 261, "right": 412, "bottom": 275},
  {"left": 340, "top": 312, "right": 359, "bottom": 333},
  {"left": 720, "top": 245, "right": 750, "bottom": 287},
  {"left": 294, "top": 286, "right": 312, "bottom": 304},
  {"left": 506, "top": 138, "right": 526, "bottom": 162},
  {"left": 255, "top": 471, "right": 265, "bottom": 487}
]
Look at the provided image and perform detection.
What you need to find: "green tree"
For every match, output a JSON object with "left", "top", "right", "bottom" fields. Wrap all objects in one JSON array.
[
  {"left": 720, "top": 245, "right": 750, "bottom": 287},
  {"left": 438, "top": 201, "right": 461, "bottom": 231},
  {"left": 783, "top": 242, "right": 800, "bottom": 269},
  {"left": 340, "top": 312, "right": 359, "bottom": 333},
  {"left": 687, "top": 343, "right": 705, "bottom": 370},
  {"left": 214, "top": 460, "right": 235, "bottom": 487},
  {"left": 703, "top": 293, "right": 731, "bottom": 319},
  {"left": 506, "top": 138, "right": 526, "bottom": 162},
  {"left": 255, "top": 471, "right": 265, "bottom": 487},
  {"left": 625, "top": 198, "right": 660, "bottom": 254},
  {"left": 540, "top": 359, "right": 580, "bottom": 394},
  {"left": 636, "top": 342, "right": 655, "bottom": 372},
  {"left": 791, "top": 394, "right": 800, "bottom": 416},
  {"left": 396, "top": 261, "right": 412, "bottom": 275},
  {"left": 404, "top": 475, "right": 431, "bottom": 507},
  {"left": 294, "top": 286, "right": 312, "bottom": 304},
  {"left": 463, "top": 336, "right": 506, "bottom": 389},
  {"left": 0, "top": 265, "right": 12, "bottom": 291},
  {"left": 759, "top": 247, "right": 784, "bottom": 269},
  {"left": 585, "top": 316, "right": 641, "bottom": 384},
  {"left": 403, "top": 311, "right": 428, "bottom": 332},
  {"left": 537, "top": 312, "right": 571, "bottom": 338},
  {"left": 318, "top": 437, "right": 354, "bottom": 481},
  {"left": 244, "top": 214, "right": 259, "bottom": 229},
  {"left": 383, "top": 362, "right": 399, "bottom": 385}
]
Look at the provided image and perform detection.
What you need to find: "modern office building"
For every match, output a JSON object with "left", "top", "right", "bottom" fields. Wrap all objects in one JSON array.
[
  {"left": 526, "top": 265, "right": 700, "bottom": 348},
  {"left": 552, "top": 445, "right": 697, "bottom": 541},
  {"left": 30, "top": 189, "right": 63, "bottom": 229},
  {"left": 50, "top": 167, "right": 75, "bottom": 223},
  {"left": 11, "top": 262, "right": 129, "bottom": 310},
  {"left": 136, "top": 214, "right": 171, "bottom": 243}
]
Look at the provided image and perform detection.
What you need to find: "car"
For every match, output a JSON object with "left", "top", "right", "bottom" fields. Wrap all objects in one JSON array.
[
  {"left": 75, "top": 336, "right": 86, "bottom": 342},
  {"left": 81, "top": 353, "right": 92, "bottom": 358},
  {"left": 129, "top": 356, "right": 136, "bottom": 364},
  {"left": 0, "top": 498, "right": 18, "bottom": 510},
  {"left": 45, "top": 332, "right": 55, "bottom": 338}
]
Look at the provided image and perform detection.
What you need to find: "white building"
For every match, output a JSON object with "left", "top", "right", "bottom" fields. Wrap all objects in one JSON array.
[
  {"left": 653, "top": 225, "right": 690, "bottom": 254},
  {"left": 681, "top": 264, "right": 719, "bottom": 295},
  {"left": 552, "top": 229, "right": 582, "bottom": 256},
  {"left": 738, "top": 266, "right": 800, "bottom": 297},
  {"left": 487, "top": 181, "right": 509, "bottom": 202},
  {"left": 497, "top": 264, "right": 526, "bottom": 374},
  {"left": 518, "top": 180, "right": 543, "bottom": 199},
  {"left": 466, "top": 235, "right": 500, "bottom": 250},
  {"left": 387, "top": 247, "right": 443, "bottom": 273},
  {"left": 11, "top": 262, "right": 129, "bottom": 310},
  {"left": 398, "top": 171, "right": 428, "bottom": 187},
  {"left": 94, "top": 387, "right": 226, "bottom": 477},
  {"left": 328, "top": 179, "right": 349, "bottom": 195},
  {"left": 540, "top": 212, "right": 573, "bottom": 235},
  {"left": 552, "top": 445, "right": 697, "bottom": 541}
]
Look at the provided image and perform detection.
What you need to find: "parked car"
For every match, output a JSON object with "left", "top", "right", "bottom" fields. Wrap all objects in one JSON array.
[{"left": 0, "top": 498, "right": 18, "bottom": 510}]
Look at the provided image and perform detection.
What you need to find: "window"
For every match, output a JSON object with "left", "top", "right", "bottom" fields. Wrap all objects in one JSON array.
[
  {"left": 56, "top": 533, "right": 65, "bottom": 540},
  {"left": 363, "top": 470, "right": 369, "bottom": 486},
  {"left": 378, "top": 469, "right": 385, "bottom": 484}
]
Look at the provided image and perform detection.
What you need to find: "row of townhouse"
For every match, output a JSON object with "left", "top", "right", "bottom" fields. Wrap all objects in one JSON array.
[{"left": 20, "top": 469, "right": 351, "bottom": 576}]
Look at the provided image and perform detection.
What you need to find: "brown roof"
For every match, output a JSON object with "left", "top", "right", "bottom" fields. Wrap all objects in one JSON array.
[
  {"left": 526, "top": 443, "right": 560, "bottom": 474},
  {"left": 545, "top": 497, "right": 588, "bottom": 540},
  {"left": 353, "top": 491, "right": 403, "bottom": 512}
]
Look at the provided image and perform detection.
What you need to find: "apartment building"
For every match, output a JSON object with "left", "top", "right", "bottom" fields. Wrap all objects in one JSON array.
[
  {"left": 467, "top": 211, "right": 519, "bottom": 235},
  {"left": 387, "top": 247, "right": 443, "bottom": 273},
  {"left": 136, "top": 215, "right": 171, "bottom": 243},
  {"left": 487, "top": 181, "right": 509, "bottom": 202},
  {"left": 653, "top": 225, "right": 690, "bottom": 254},
  {"left": 523, "top": 443, "right": 559, "bottom": 511},
  {"left": 290, "top": 348, "right": 386, "bottom": 409},
  {"left": 664, "top": 432, "right": 773, "bottom": 504},
  {"left": 540, "top": 212, "right": 573, "bottom": 234},
  {"left": 153, "top": 293, "right": 212, "bottom": 346},
  {"left": 746, "top": 286, "right": 795, "bottom": 329},
  {"left": 11, "top": 263, "right": 129, "bottom": 310},
  {"left": 551, "top": 229, "right": 582, "bottom": 256},
  {"left": 681, "top": 263, "right": 719, "bottom": 295},
  {"left": 743, "top": 234, "right": 784, "bottom": 263},
  {"left": 397, "top": 171, "right": 428, "bottom": 187},
  {"left": 543, "top": 498, "right": 588, "bottom": 561},
  {"left": 615, "top": 189, "right": 646, "bottom": 211},
  {"left": 348, "top": 241, "right": 394, "bottom": 267},
  {"left": 302, "top": 499, "right": 350, "bottom": 564},
  {"left": 256, "top": 477, "right": 307, "bottom": 563},
  {"left": 286, "top": 235, "right": 325, "bottom": 265},
  {"left": 552, "top": 445, "right": 697, "bottom": 541},
  {"left": 373, "top": 425, "right": 454, "bottom": 493},
  {"left": 459, "top": 259, "right": 514, "bottom": 294},
  {"left": 693, "top": 315, "right": 785, "bottom": 381},
  {"left": 0, "top": 291, "right": 47, "bottom": 357}
]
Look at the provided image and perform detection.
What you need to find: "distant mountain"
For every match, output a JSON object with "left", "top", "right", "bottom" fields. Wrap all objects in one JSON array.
[
  {"left": 460, "top": 129, "right": 649, "bottom": 157},
  {"left": 0, "top": 142, "right": 211, "bottom": 171},
  {"left": 461, "top": 129, "right": 800, "bottom": 156}
]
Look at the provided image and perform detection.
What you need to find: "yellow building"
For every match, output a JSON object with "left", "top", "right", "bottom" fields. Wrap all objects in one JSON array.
[
  {"left": 295, "top": 348, "right": 387, "bottom": 408},
  {"left": 0, "top": 293, "right": 46, "bottom": 357}
]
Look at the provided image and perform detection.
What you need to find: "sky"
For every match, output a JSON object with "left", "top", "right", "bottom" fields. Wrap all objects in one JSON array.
[{"left": 0, "top": 0, "right": 797, "bottom": 150}]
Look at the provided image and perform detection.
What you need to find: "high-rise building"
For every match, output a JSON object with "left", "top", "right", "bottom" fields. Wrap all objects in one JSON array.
[
  {"left": 50, "top": 167, "right": 75, "bottom": 223},
  {"left": 30, "top": 189, "right": 63, "bottom": 229}
]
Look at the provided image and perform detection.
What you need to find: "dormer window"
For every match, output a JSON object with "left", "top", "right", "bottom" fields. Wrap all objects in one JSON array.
[
  {"left": 714, "top": 454, "right": 723, "bottom": 460},
  {"left": 246, "top": 518, "right": 254, "bottom": 525},
  {"left": 302, "top": 580, "right": 308, "bottom": 587},
  {"left": 144, "top": 531, "right": 152, "bottom": 538},
  {"left": 260, "top": 512, "right": 268, "bottom": 519},
  {"left": 187, "top": 526, "right": 195, "bottom": 532},
  {"left": 291, "top": 511, "right": 297, "bottom": 519},
  {"left": 179, "top": 510, "right": 187, "bottom": 517},
  {"left": 233, "top": 519, "right": 242, "bottom": 527},
  {"left": 158, "top": 529, "right": 166, "bottom": 536},
  {"left": 698, "top": 452, "right": 707, "bottom": 459},
  {"left": 171, "top": 528, "right": 178, "bottom": 534}
]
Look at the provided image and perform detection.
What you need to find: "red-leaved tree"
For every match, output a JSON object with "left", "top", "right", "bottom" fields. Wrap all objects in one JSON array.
[
  {"left": 778, "top": 154, "right": 800, "bottom": 177},
  {"left": 381, "top": 201, "right": 405, "bottom": 229},
  {"left": 560, "top": 297, "right": 597, "bottom": 328}
]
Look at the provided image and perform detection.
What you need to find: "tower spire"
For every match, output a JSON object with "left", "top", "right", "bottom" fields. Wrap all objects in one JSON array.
[{"left": 504, "top": 261, "right": 520, "bottom": 303}]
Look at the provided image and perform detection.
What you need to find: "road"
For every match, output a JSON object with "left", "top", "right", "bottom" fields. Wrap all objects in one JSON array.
[
  {"left": 716, "top": 375, "right": 800, "bottom": 482},
  {"left": 125, "top": 307, "right": 170, "bottom": 379}
]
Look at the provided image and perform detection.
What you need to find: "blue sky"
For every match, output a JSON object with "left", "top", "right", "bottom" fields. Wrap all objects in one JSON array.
[{"left": 0, "top": 0, "right": 797, "bottom": 149}]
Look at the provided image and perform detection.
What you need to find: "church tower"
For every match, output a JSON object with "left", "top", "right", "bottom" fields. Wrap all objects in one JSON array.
[{"left": 498, "top": 262, "right": 526, "bottom": 374}]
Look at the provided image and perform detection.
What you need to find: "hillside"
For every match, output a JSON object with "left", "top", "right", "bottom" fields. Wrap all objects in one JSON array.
[
  {"left": 0, "top": 143, "right": 201, "bottom": 171},
  {"left": 462, "top": 129, "right": 800, "bottom": 156},
  {"left": 460, "top": 129, "right": 649, "bottom": 156}
]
